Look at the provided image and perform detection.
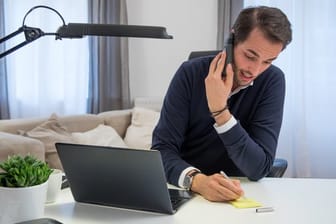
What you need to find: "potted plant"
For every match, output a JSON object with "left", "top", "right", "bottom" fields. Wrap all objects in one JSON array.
[{"left": 0, "top": 155, "right": 53, "bottom": 223}]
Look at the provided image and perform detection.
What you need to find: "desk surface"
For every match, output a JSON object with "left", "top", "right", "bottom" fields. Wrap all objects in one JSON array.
[{"left": 44, "top": 178, "right": 336, "bottom": 224}]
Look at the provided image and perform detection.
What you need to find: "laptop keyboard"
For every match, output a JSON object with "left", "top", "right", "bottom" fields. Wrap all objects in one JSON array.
[
  {"left": 169, "top": 189, "right": 193, "bottom": 210},
  {"left": 170, "top": 197, "right": 185, "bottom": 208}
]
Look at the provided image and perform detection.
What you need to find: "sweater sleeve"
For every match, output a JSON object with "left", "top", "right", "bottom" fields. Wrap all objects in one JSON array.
[
  {"left": 220, "top": 67, "right": 286, "bottom": 181},
  {"left": 152, "top": 62, "right": 194, "bottom": 186}
]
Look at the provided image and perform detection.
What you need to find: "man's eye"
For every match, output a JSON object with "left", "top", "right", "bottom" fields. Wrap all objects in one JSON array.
[{"left": 245, "top": 54, "right": 256, "bottom": 61}]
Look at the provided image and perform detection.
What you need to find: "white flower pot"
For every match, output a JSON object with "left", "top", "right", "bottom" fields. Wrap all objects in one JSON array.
[{"left": 0, "top": 181, "right": 48, "bottom": 224}]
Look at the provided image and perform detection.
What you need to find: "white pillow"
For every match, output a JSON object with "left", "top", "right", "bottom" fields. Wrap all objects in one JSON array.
[
  {"left": 124, "top": 107, "right": 160, "bottom": 150},
  {"left": 72, "top": 124, "right": 127, "bottom": 148}
]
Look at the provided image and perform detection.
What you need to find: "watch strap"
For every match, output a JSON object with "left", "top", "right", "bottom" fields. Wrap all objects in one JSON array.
[
  {"left": 189, "top": 170, "right": 201, "bottom": 178},
  {"left": 185, "top": 170, "right": 201, "bottom": 190}
]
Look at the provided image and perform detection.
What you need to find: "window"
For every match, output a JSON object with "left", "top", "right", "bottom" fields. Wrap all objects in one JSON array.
[
  {"left": 244, "top": 0, "right": 336, "bottom": 178},
  {"left": 4, "top": 1, "right": 89, "bottom": 118}
]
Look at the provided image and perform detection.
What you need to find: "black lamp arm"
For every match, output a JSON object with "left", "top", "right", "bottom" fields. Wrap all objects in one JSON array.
[{"left": 0, "top": 26, "right": 46, "bottom": 59}]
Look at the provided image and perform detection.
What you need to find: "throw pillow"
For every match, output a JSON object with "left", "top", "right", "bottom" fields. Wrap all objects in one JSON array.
[
  {"left": 72, "top": 124, "right": 127, "bottom": 148},
  {"left": 124, "top": 107, "right": 160, "bottom": 150},
  {"left": 20, "top": 113, "right": 74, "bottom": 170}
]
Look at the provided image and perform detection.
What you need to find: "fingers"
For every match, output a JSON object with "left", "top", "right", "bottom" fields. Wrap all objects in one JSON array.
[
  {"left": 232, "top": 179, "right": 242, "bottom": 188},
  {"left": 217, "top": 175, "right": 244, "bottom": 200},
  {"left": 209, "top": 51, "right": 226, "bottom": 78},
  {"left": 225, "top": 63, "right": 234, "bottom": 86},
  {"left": 195, "top": 173, "right": 244, "bottom": 202},
  {"left": 205, "top": 52, "right": 234, "bottom": 115},
  {"left": 209, "top": 51, "right": 234, "bottom": 83}
]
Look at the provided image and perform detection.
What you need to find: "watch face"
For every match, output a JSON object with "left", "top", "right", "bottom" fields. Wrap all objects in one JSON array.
[{"left": 183, "top": 175, "right": 192, "bottom": 189}]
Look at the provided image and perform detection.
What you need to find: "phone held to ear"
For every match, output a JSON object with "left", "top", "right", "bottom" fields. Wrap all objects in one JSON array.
[{"left": 222, "top": 33, "right": 234, "bottom": 78}]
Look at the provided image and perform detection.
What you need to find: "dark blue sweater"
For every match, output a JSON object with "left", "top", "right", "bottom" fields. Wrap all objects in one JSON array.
[{"left": 152, "top": 56, "right": 285, "bottom": 186}]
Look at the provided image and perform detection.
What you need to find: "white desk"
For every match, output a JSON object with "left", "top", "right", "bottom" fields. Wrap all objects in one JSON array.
[{"left": 44, "top": 178, "right": 336, "bottom": 224}]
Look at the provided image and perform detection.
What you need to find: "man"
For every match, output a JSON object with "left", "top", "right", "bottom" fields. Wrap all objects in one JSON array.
[{"left": 152, "top": 6, "right": 292, "bottom": 202}]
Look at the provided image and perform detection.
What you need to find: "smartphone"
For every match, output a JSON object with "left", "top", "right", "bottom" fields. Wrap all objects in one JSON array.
[{"left": 222, "top": 33, "right": 234, "bottom": 78}]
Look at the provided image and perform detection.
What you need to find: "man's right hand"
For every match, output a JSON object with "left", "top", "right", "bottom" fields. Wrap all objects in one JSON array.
[
  {"left": 190, "top": 173, "right": 244, "bottom": 202},
  {"left": 205, "top": 51, "right": 234, "bottom": 114}
]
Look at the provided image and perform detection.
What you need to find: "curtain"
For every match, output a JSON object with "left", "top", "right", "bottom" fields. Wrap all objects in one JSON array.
[
  {"left": 0, "top": 0, "right": 10, "bottom": 119},
  {"left": 87, "top": 0, "right": 131, "bottom": 114},
  {"left": 3, "top": 1, "right": 89, "bottom": 118},
  {"left": 217, "top": 0, "right": 243, "bottom": 49},
  {"left": 244, "top": 0, "right": 336, "bottom": 178}
]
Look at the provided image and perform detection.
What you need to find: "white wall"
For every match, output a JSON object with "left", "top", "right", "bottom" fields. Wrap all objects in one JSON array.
[{"left": 127, "top": 0, "right": 218, "bottom": 100}]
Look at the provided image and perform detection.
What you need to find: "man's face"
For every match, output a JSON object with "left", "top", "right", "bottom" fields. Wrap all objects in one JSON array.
[{"left": 232, "top": 28, "right": 283, "bottom": 87}]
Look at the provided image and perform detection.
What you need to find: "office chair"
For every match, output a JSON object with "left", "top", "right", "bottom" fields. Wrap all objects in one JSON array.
[
  {"left": 188, "top": 50, "right": 288, "bottom": 178},
  {"left": 266, "top": 158, "right": 288, "bottom": 178},
  {"left": 188, "top": 50, "right": 222, "bottom": 59}
]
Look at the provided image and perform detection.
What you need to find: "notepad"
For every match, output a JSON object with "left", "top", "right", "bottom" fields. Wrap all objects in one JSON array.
[{"left": 229, "top": 197, "right": 262, "bottom": 208}]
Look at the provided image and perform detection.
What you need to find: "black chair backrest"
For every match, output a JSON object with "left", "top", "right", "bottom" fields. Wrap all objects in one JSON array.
[
  {"left": 188, "top": 50, "right": 221, "bottom": 60},
  {"left": 267, "top": 158, "right": 288, "bottom": 178}
]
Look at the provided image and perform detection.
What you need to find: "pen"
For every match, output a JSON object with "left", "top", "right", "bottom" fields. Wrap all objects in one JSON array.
[
  {"left": 220, "top": 170, "right": 246, "bottom": 199},
  {"left": 256, "top": 207, "right": 274, "bottom": 213},
  {"left": 220, "top": 170, "right": 230, "bottom": 180}
]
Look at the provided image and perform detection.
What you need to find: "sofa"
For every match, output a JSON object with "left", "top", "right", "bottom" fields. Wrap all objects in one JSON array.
[
  {"left": 0, "top": 97, "right": 287, "bottom": 177},
  {"left": 0, "top": 98, "right": 162, "bottom": 170}
]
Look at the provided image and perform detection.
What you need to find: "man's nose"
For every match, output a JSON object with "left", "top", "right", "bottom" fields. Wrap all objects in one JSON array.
[{"left": 248, "top": 61, "right": 263, "bottom": 76}]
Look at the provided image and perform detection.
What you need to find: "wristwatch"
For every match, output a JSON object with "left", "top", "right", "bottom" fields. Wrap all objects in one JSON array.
[{"left": 183, "top": 170, "right": 201, "bottom": 191}]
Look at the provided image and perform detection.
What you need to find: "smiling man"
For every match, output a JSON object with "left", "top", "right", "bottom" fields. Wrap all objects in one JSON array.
[{"left": 152, "top": 6, "right": 292, "bottom": 202}]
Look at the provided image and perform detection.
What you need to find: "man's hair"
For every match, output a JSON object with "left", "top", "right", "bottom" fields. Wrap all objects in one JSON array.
[{"left": 232, "top": 6, "right": 292, "bottom": 50}]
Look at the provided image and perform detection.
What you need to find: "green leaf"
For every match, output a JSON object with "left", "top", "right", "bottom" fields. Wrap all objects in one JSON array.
[{"left": 0, "top": 155, "right": 52, "bottom": 187}]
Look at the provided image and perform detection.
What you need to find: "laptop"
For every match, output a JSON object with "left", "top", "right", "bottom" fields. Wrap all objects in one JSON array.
[{"left": 55, "top": 143, "right": 193, "bottom": 214}]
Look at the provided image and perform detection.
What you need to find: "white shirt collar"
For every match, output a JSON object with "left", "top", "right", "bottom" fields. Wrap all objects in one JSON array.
[{"left": 230, "top": 81, "right": 254, "bottom": 97}]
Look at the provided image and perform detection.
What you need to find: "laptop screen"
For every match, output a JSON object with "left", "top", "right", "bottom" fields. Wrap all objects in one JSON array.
[{"left": 55, "top": 143, "right": 192, "bottom": 214}]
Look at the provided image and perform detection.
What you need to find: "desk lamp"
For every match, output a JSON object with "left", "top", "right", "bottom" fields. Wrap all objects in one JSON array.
[{"left": 0, "top": 5, "right": 173, "bottom": 59}]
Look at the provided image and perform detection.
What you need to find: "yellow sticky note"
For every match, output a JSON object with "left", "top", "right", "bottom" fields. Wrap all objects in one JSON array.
[{"left": 229, "top": 197, "right": 262, "bottom": 208}]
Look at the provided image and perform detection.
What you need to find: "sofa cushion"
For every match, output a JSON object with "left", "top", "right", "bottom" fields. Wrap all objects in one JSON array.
[
  {"left": 0, "top": 132, "right": 45, "bottom": 163},
  {"left": 72, "top": 124, "right": 127, "bottom": 148},
  {"left": 0, "top": 117, "right": 51, "bottom": 134},
  {"left": 0, "top": 114, "right": 103, "bottom": 134},
  {"left": 58, "top": 114, "right": 104, "bottom": 133},
  {"left": 20, "top": 113, "right": 74, "bottom": 170},
  {"left": 123, "top": 107, "right": 160, "bottom": 150},
  {"left": 98, "top": 109, "right": 132, "bottom": 138}
]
